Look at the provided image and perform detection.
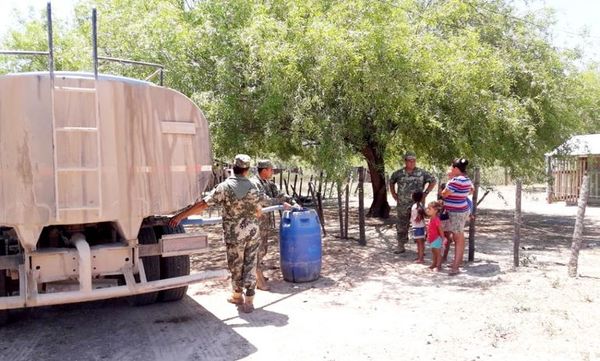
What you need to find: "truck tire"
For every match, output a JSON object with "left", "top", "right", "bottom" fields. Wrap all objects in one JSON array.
[
  {"left": 128, "top": 227, "right": 161, "bottom": 306},
  {"left": 155, "top": 225, "right": 190, "bottom": 302}
]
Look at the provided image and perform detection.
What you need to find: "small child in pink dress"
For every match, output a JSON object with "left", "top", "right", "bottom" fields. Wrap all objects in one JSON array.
[{"left": 426, "top": 200, "right": 446, "bottom": 272}]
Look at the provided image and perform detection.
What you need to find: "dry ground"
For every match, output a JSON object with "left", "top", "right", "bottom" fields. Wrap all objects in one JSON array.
[{"left": 1, "top": 185, "right": 599, "bottom": 361}]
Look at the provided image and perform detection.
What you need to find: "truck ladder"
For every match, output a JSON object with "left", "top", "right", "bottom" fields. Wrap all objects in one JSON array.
[{"left": 51, "top": 80, "right": 103, "bottom": 219}]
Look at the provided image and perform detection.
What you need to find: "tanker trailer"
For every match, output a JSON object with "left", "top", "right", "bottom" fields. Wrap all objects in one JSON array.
[{"left": 0, "top": 70, "right": 222, "bottom": 323}]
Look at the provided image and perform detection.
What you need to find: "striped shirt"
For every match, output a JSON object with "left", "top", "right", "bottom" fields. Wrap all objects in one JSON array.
[{"left": 444, "top": 175, "right": 472, "bottom": 213}]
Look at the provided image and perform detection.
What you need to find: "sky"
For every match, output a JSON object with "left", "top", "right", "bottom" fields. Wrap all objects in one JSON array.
[{"left": 1, "top": 0, "right": 600, "bottom": 64}]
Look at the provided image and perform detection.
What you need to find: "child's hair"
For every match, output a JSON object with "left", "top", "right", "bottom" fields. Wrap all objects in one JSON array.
[
  {"left": 427, "top": 200, "right": 444, "bottom": 214},
  {"left": 437, "top": 183, "right": 446, "bottom": 200},
  {"left": 412, "top": 190, "right": 424, "bottom": 203},
  {"left": 412, "top": 191, "right": 426, "bottom": 221},
  {"left": 452, "top": 158, "right": 469, "bottom": 173}
]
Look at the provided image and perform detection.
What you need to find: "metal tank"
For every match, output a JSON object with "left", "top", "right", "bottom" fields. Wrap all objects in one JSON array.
[{"left": 0, "top": 4, "right": 223, "bottom": 321}]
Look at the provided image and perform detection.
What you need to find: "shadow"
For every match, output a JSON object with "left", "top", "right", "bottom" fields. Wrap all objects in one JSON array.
[
  {"left": 462, "top": 260, "right": 501, "bottom": 277},
  {"left": 265, "top": 275, "right": 337, "bottom": 295},
  {"left": 230, "top": 308, "right": 289, "bottom": 328},
  {"left": 184, "top": 202, "right": 600, "bottom": 298},
  {"left": 0, "top": 296, "right": 256, "bottom": 361}
]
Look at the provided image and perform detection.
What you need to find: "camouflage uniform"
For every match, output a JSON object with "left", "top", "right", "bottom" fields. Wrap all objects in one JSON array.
[
  {"left": 250, "top": 160, "right": 297, "bottom": 270},
  {"left": 203, "top": 156, "right": 270, "bottom": 296},
  {"left": 389, "top": 166, "right": 435, "bottom": 248}
]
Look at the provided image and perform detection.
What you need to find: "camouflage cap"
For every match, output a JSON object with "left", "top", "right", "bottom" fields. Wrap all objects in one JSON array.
[
  {"left": 257, "top": 159, "right": 273, "bottom": 169},
  {"left": 404, "top": 151, "right": 416, "bottom": 160},
  {"left": 234, "top": 154, "right": 252, "bottom": 168}
]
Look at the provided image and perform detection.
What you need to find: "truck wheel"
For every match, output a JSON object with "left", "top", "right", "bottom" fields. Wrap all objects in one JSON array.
[
  {"left": 128, "top": 227, "right": 161, "bottom": 306},
  {"left": 155, "top": 225, "right": 190, "bottom": 302}
]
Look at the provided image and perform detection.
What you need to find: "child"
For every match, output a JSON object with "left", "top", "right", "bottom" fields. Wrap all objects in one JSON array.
[
  {"left": 439, "top": 182, "right": 454, "bottom": 263},
  {"left": 410, "top": 191, "right": 426, "bottom": 263},
  {"left": 425, "top": 200, "right": 446, "bottom": 272}
]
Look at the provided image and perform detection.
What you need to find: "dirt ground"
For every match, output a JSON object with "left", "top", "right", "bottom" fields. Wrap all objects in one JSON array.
[{"left": 1, "top": 185, "right": 599, "bottom": 361}]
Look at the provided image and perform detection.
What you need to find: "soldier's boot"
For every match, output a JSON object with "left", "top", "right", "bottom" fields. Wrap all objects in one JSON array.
[
  {"left": 240, "top": 295, "right": 254, "bottom": 313},
  {"left": 256, "top": 270, "right": 270, "bottom": 291},
  {"left": 227, "top": 292, "right": 244, "bottom": 305},
  {"left": 394, "top": 241, "right": 406, "bottom": 254}
]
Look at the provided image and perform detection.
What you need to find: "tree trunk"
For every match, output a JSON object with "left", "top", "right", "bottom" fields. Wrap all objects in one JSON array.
[
  {"left": 361, "top": 142, "right": 390, "bottom": 218},
  {"left": 568, "top": 174, "right": 589, "bottom": 277}
]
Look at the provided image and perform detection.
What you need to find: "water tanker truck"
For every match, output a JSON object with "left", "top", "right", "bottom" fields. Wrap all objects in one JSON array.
[{"left": 0, "top": 4, "right": 224, "bottom": 323}]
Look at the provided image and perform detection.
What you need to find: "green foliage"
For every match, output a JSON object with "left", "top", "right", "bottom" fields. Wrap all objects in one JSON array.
[{"left": 2, "top": 0, "right": 597, "bottom": 184}]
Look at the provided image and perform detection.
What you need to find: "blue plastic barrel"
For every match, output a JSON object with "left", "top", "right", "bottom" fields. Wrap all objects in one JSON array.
[{"left": 279, "top": 208, "right": 322, "bottom": 282}]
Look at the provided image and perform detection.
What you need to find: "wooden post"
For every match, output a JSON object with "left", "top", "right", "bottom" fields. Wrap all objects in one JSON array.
[
  {"left": 308, "top": 182, "right": 317, "bottom": 206},
  {"left": 288, "top": 179, "right": 299, "bottom": 198},
  {"left": 318, "top": 171, "right": 324, "bottom": 196},
  {"left": 344, "top": 181, "right": 350, "bottom": 239},
  {"left": 468, "top": 167, "right": 480, "bottom": 262},
  {"left": 348, "top": 173, "right": 355, "bottom": 198},
  {"left": 286, "top": 171, "right": 291, "bottom": 194},
  {"left": 279, "top": 170, "right": 283, "bottom": 191},
  {"left": 568, "top": 174, "right": 590, "bottom": 277},
  {"left": 293, "top": 173, "right": 298, "bottom": 198},
  {"left": 337, "top": 181, "right": 344, "bottom": 237},
  {"left": 546, "top": 155, "right": 553, "bottom": 203},
  {"left": 316, "top": 191, "right": 327, "bottom": 236},
  {"left": 299, "top": 175, "right": 303, "bottom": 197},
  {"left": 358, "top": 167, "right": 366, "bottom": 245},
  {"left": 513, "top": 179, "right": 522, "bottom": 268}
]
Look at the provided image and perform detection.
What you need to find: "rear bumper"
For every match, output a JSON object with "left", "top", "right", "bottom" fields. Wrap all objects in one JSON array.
[
  {"left": 0, "top": 231, "right": 220, "bottom": 310},
  {"left": 0, "top": 268, "right": 227, "bottom": 310}
]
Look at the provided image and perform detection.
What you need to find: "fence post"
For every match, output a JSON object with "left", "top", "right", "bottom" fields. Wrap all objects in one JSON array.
[
  {"left": 279, "top": 170, "right": 283, "bottom": 191},
  {"left": 568, "top": 174, "right": 590, "bottom": 277},
  {"left": 337, "top": 181, "right": 344, "bottom": 237},
  {"left": 468, "top": 167, "right": 480, "bottom": 262},
  {"left": 316, "top": 191, "right": 326, "bottom": 236},
  {"left": 546, "top": 155, "right": 553, "bottom": 203},
  {"left": 513, "top": 179, "right": 522, "bottom": 267},
  {"left": 293, "top": 174, "right": 298, "bottom": 197},
  {"left": 358, "top": 167, "right": 366, "bottom": 245},
  {"left": 344, "top": 181, "right": 350, "bottom": 239}
]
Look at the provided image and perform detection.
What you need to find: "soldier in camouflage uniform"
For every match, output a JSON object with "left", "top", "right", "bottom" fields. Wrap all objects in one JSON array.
[
  {"left": 169, "top": 154, "right": 270, "bottom": 313},
  {"left": 251, "top": 159, "right": 297, "bottom": 291},
  {"left": 389, "top": 151, "right": 436, "bottom": 254}
]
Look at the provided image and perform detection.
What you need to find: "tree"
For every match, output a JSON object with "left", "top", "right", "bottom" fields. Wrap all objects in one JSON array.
[{"left": 1, "top": 0, "right": 590, "bottom": 217}]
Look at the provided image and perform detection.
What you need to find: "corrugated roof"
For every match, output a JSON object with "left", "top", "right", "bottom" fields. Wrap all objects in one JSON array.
[{"left": 548, "top": 134, "right": 600, "bottom": 156}]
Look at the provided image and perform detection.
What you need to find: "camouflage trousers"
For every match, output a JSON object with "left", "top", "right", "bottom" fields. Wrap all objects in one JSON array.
[
  {"left": 225, "top": 235, "right": 260, "bottom": 296},
  {"left": 257, "top": 216, "right": 273, "bottom": 271},
  {"left": 396, "top": 203, "right": 412, "bottom": 246}
]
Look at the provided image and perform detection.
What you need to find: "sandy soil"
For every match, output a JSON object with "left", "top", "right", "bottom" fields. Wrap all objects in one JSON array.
[{"left": 1, "top": 185, "right": 599, "bottom": 361}]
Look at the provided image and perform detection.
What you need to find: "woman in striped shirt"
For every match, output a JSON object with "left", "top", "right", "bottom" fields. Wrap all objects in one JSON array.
[{"left": 441, "top": 158, "right": 473, "bottom": 276}]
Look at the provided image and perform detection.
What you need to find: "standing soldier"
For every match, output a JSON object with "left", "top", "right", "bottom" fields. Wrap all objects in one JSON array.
[
  {"left": 169, "top": 154, "right": 287, "bottom": 313},
  {"left": 389, "top": 151, "right": 436, "bottom": 254},
  {"left": 251, "top": 159, "right": 298, "bottom": 291}
]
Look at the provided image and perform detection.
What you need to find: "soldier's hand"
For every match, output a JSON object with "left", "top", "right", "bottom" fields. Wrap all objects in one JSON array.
[
  {"left": 283, "top": 202, "right": 293, "bottom": 211},
  {"left": 168, "top": 214, "right": 183, "bottom": 227}
]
